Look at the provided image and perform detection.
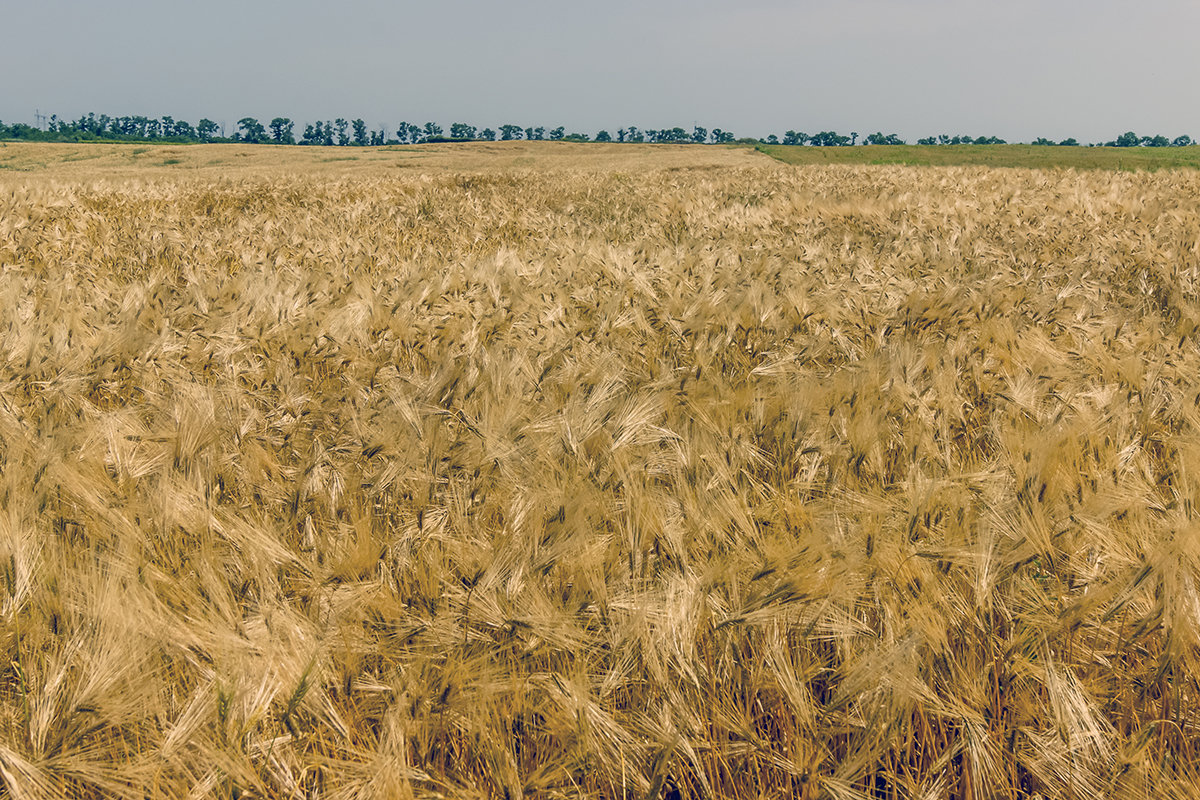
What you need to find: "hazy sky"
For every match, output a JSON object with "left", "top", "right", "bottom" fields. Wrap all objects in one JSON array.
[{"left": 4, "top": 0, "right": 1197, "bottom": 143}]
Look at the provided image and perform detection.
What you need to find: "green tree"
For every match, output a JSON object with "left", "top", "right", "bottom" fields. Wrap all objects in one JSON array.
[
  {"left": 352, "top": 119, "right": 368, "bottom": 145},
  {"left": 395, "top": 122, "right": 418, "bottom": 144},
  {"left": 197, "top": 119, "right": 219, "bottom": 141},
  {"left": 595, "top": 130, "right": 612, "bottom": 142},
  {"left": 691, "top": 126, "right": 707, "bottom": 144},
  {"left": 450, "top": 123, "right": 477, "bottom": 140},
  {"left": 238, "top": 117, "right": 268, "bottom": 143},
  {"left": 549, "top": 126, "right": 565, "bottom": 140},
  {"left": 1114, "top": 131, "right": 1139, "bottom": 147},
  {"left": 422, "top": 121, "right": 443, "bottom": 140},
  {"left": 499, "top": 124, "right": 522, "bottom": 140},
  {"left": 480, "top": 128, "right": 497, "bottom": 141},
  {"left": 810, "top": 131, "right": 848, "bottom": 146},
  {"left": 269, "top": 117, "right": 295, "bottom": 144}
]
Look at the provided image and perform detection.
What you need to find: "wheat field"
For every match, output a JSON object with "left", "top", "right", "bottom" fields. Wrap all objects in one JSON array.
[{"left": 3, "top": 142, "right": 1200, "bottom": 799}]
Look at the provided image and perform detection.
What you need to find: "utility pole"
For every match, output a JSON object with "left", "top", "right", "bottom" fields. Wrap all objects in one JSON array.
[{"left": 34, "top": 109, "right": 47, "bottom": 129}]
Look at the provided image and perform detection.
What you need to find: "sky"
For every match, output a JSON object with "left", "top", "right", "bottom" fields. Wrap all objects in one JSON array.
[{"left": 3, "top": 0, "right": 1198, "bottom": 144}]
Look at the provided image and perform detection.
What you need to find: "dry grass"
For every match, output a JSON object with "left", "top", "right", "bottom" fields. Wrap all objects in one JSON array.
[
  {"left": 0, "top": 141, "right": 763, "bottom": 178},
  {"left": 3, "top": 144, "right": 1200, "bottom": 798}
]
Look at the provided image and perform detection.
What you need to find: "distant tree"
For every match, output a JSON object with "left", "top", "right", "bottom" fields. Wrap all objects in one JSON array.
[
  {"left": 1141, "top": 134, "right": 1170, "bottom": 147},
  {"left": 810, "top": 131, "right": 850, "bottom": 146},
  {"left": 917, "top": 136, "right": 937, "bottom": 145},
  {"left": 782, "top": 130, "right": 806, "bottom": 145},
  {"left": 238, "top": 117, "right": 268, "bottom": 143},
  {"left": 269, "top": 117, "right": 295, "bottom": 144},
  {"left": 333, "top": 118, "right": 349, "bottom": 145},
  {"left": 197, "top": 119, "right": 219, "bottom": 141},
  {"left": 15, "top": 122, "right": 42, "bottom": 139},
  {"left": 563, "top": 132, "right": 590, "bottom": 142},
  {"left": 499, "top": 124, "right": 522, "bottom": 140},
  {"left": 549, "top": 126, "right": 565, "bottom": 140},
  {"left": 691, "top": 126, "right": 707, "bottom": 144},
  {"left": 617, "top": 128, "right": 627, "bottom": 143},
  {"left": 480, "top": 128, "right": 496, "bottom": 141},
  {"left": 449, "top": 122, "right": 477, "bottom": 140},
  {"left": 627, "top": 126, "right": 644, "bottom": 143},
  {"left": 421, "top": 121, "right": 443, "bottom": 140},
  {"left": 351, "top": 118, "right": 368, "bottom": 145},
  {"left": 766, "top": 134, "right": 779, "bottom": 144},
  {"left": 322, "top": 121, "right": 335, "bottom": 146},
  {"left": 1173, "top": 135, "right": 1193, "bottom": 147},
  {"left": 865, "top": 132, "right": 904, "bottom": 145},
  {"left": 1031, "top": 137, "right": 1055, "bottom": 146},
  {"left": 595, "top": 130, "right": 612, "bottom": 142},
  {"left": 1058, "top": 138, "right": 1079, "bottom": 146},
  {"left": 394, "top": 122, "right": 416, "bottom": 144},
  {"left": 710, "top": 128, "right": 734, "bottom": 144},
  {"left": 850, "top": 131, "right": 859, "bottom": 146},
  {"left": 1114, "top": 131, "right": 1140, "bottom": 147}
]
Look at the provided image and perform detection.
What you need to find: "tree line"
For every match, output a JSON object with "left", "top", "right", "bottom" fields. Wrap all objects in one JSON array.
[{"left": 0, "top": 113, "right": 1193, "bottom": 149}]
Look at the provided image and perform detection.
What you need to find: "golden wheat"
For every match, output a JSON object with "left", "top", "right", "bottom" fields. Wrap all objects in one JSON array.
[{"left": 2, "top": 142, "right": 1200, "bottom": 799}]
